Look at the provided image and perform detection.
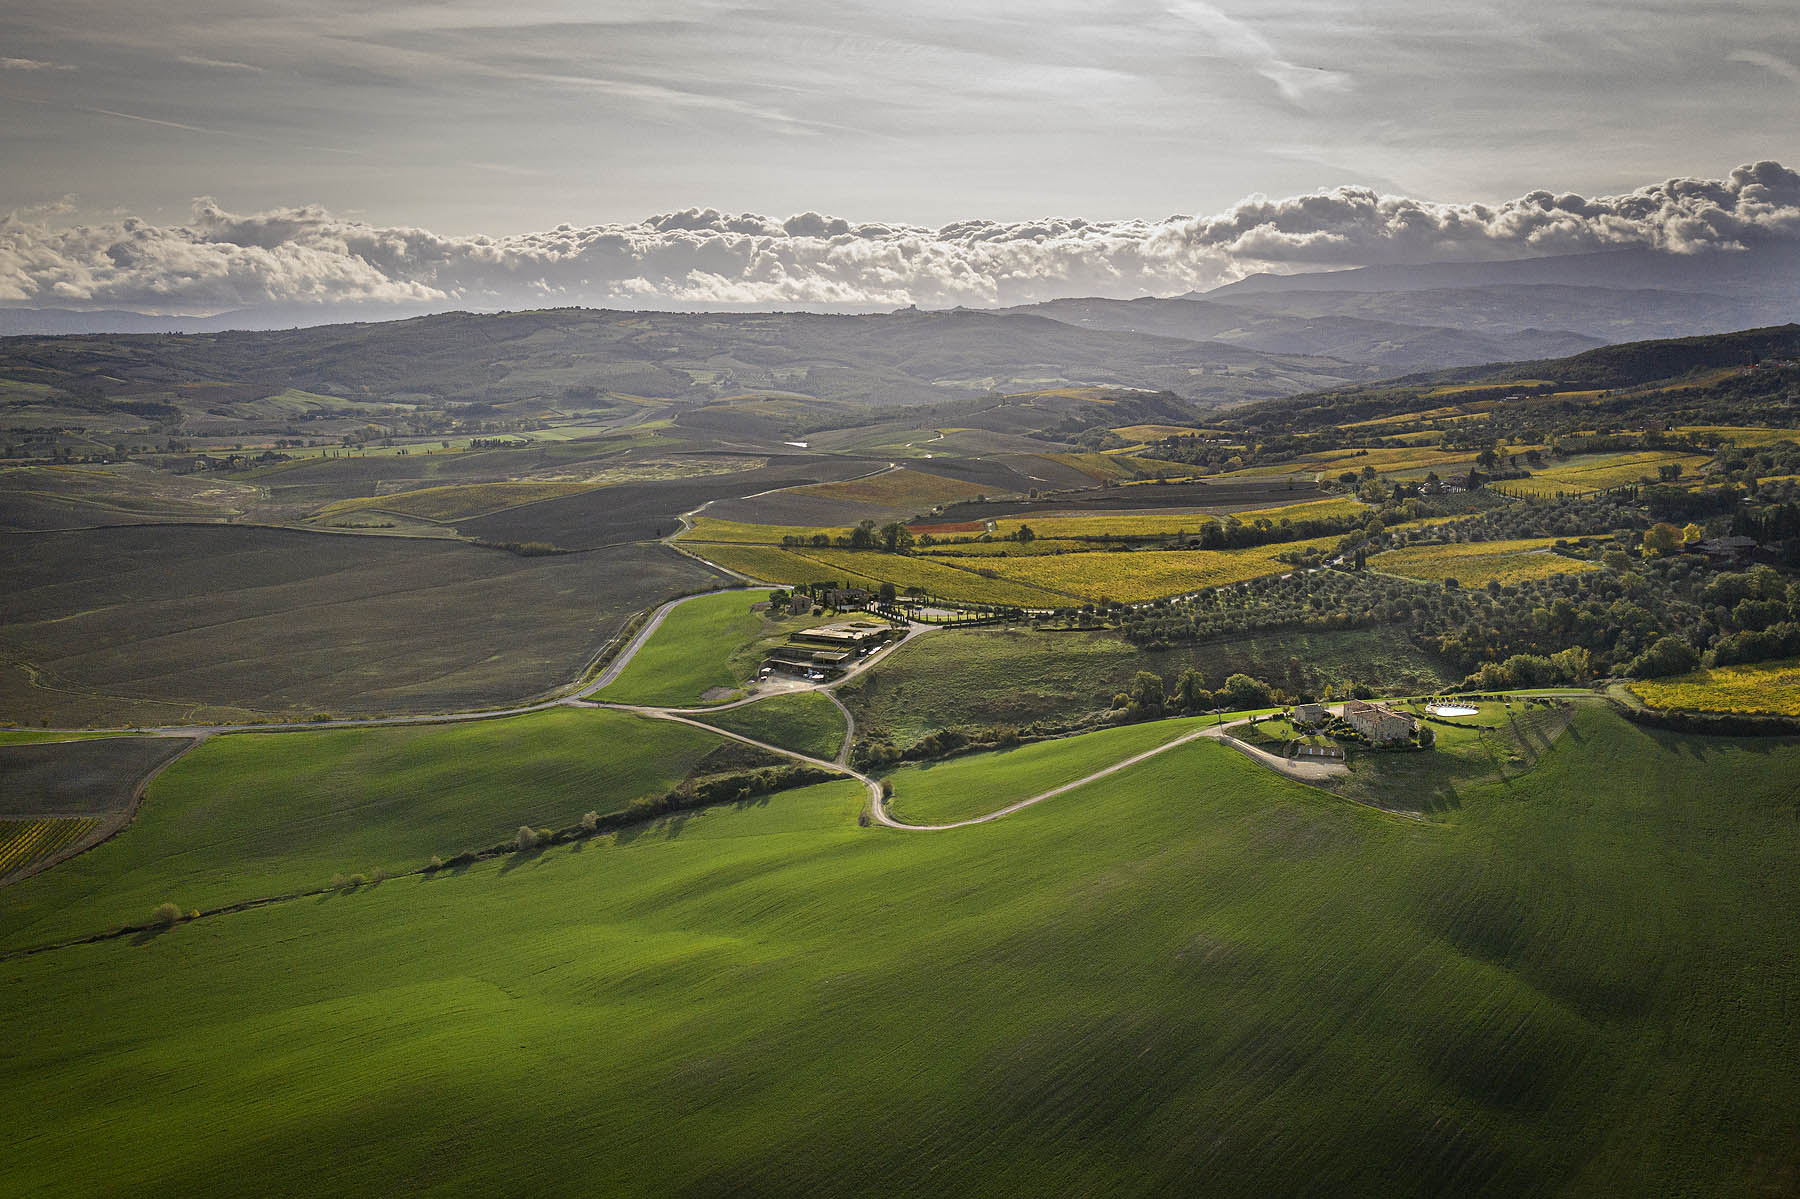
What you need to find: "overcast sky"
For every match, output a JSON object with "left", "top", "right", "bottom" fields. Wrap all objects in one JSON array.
[{"left": 1, "top": 1, "right": 1796, "bottom": 312}]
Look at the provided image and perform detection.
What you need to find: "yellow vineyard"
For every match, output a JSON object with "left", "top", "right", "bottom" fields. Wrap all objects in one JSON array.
[
  {"left": 1628, "top": 658, "right": 1800, "bottom": 718},
  {"left": 1505, "top": 451, "right": 1713, "bottom": 497},
  {"left": 1371, "top": 537, "right": 1599, "bottom": 586},
  {"left": 0, "top": 817, "right": 101, "bottom": 879}
]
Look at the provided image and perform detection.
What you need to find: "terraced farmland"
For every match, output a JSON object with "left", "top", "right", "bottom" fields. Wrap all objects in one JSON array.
[{"left": 1371, "top": 537, "right": 1600, "bottom": 586}]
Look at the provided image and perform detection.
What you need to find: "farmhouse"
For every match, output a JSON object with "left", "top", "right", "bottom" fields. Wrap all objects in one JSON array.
[
  {"left": 1343, "top": 699, "right": 1417, "bottom": 744},
  {"left": 1293, "top": 702, "right": 1327, "bottom": 727}
]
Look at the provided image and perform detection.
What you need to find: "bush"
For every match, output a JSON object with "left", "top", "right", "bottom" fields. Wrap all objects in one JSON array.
[
  {"left": 1628, "top": 635, "right": 1702, "bottom": 679},
  {"left": 515, "top": 825, "right": 540, "bottom": 851},
  {"left": 152, "top": 902, "right": 185, "bottom": 927},
  {"left": 580, "top": 810, "right": 600, "bottom": 833},
  {"left": 426, "top": 855, "right": 444, "bottom": 872}
]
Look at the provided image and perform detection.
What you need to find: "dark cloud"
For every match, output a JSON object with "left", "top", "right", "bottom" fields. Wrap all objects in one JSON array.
[{"left": 2, "top": 163, "right": 1796, "bottom": 314}]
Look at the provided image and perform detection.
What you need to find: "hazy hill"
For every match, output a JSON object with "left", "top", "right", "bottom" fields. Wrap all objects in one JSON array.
[
  {"left": 1198, "top": 245, "right": 1800, "bottom": 347},
  {"left": 0, "top": 306, "right": 1375, "bottom": 420},
  {"left": 1002, "top": 295, "right": 1601, "bottom": 369}
]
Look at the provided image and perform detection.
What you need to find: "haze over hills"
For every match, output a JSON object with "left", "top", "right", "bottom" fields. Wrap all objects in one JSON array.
[{"left": 3, "top": 241, "right": 1790, "bottom": 377}]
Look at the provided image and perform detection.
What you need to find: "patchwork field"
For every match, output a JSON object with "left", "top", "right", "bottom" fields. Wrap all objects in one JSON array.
[
  {"left": 1371, "top": 537, "right": 1601, "bottom": 586},
  {"left": 3, "top": 709, "right": 1798, "bottom": 1194},
  {"left": 1627, "top": 657, "right": 1800, "bottom": 717}
]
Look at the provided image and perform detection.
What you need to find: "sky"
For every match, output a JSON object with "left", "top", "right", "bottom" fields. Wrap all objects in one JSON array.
[{"left": 1, "top": 0, "right": 1797, "bottom": 313}]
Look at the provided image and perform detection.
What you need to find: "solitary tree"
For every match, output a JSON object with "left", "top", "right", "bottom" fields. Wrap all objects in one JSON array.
[
  {"left": 1129, "top": 671, "right": 1165, "bottom": 714},
  {"left": 1643, "top": 522, "right": 1683, "bottom": 557}
]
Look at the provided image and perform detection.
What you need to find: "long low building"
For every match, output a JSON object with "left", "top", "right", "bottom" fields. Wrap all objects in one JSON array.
[
  {"left": 763, "top": 619, "right": 899, "bottom": 679},
  {"left": 789, "top": 621, "right": 897, "bottom": 651}
]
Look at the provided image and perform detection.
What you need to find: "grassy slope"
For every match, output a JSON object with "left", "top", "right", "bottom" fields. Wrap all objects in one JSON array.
[
  {"left": 0, "top": 708, "right": 723, "bottom": 949},
  {"left": 839, "top": 625, "right": 1454, "bottom": 746},
  {"left": 699, "top": 691, "right": 847, "bottom": 761},
  {"left": 882, "top": 717, "right": 1208, "bottom": 824},
  {"left": 3, "top": 710, "right": 1798, "bottom": 1194},
  {"left": 596, "top": 590, "right": 772, "bottom": 706}
]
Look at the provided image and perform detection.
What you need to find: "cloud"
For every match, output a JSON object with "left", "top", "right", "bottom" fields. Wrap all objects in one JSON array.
[
  {"left": 177, "top": 56, "right": 267, "bottom": 73},
  {"left": 1729, "top": 50, "right": 1800, "bottom": 86},
  {"left": 0, "top": 57, "right": 76, "bottom": 71},
  {"left": 1163, "top": 1, "right": 1351, "bottom": 105},
  {"left": 2, "top": 163, "right": 1796, "bottom": 314}
]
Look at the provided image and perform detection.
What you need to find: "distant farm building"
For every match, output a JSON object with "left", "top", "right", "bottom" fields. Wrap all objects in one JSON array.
[
  {"left": 1293, "top": 702, "right": 1327, "bottom": 727},
  {"left": 762, "top": 620, "right": 898, "bottom": 680},
  {"left": 827, "top": 587, "right": 873, "bottom": 609},
  {"left": 1343, "top": 700, "right": 1417, "bottom": 744}
]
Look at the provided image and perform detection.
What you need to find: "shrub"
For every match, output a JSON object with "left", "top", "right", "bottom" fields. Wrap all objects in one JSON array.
[
  {"left": 580, "top": 810, "right": 600, "bottom": 833},
  {"left": 515, "top": 825, "right": 540, "bottom": 851},
  {"left": 152, "top": 902, "right": 185, "bottom": 927},
  {"left": 426, "top": 855, "right": 444, "bottom": 872}
]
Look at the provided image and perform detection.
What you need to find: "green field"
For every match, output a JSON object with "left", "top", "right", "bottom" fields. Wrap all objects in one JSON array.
[
  {"left": 595, "top": 590, "right": 836, "bottom": 707},
  {"left": 882, "top": 717, "right": 1207, "bottom": 824},
  {"left": 0, "top": 707, "right": 725, "bottom": 950},
  {"left": 4, "top": 707, "right": 1799, "bottom": 1193},
  {"left": 839, "top": 625, "right": 1455, "bottom": 747},
  {"left": 698, "top": 691, "right": 848, "bottom": 761}
]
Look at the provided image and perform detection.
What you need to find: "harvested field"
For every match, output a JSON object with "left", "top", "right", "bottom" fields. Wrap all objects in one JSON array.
[
  {"left": 0, "top": 737, "right": 195, "bottom": 817},
  {"left": 0, "top": 526, "right": 723, "bottom": 726},
  {"left": 457, "top": 457, "right": 872, "bottom": 549},
  {"left": 316, "top": 481, "right": 603, "bottom": 523},
  {"left": 790, "top": 467, "right": 990, "bottom": 509},
  {"left": 0, "top": 464, "right": 256, "bottom": 531}
]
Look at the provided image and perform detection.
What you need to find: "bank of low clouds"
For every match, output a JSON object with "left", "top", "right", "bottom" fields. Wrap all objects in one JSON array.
[{"left": 2, "top": 162, "right": 1796, "bottom": 315}]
